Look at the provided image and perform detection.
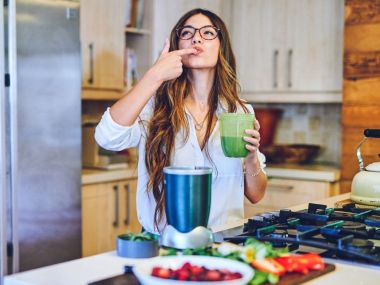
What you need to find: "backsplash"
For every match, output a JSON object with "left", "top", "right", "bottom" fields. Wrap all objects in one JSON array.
[{"left": 252, "top": 103, "right": 342, "bottom": 165}]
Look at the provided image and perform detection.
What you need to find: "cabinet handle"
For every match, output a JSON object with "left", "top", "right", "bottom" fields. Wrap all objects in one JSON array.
[
  {"left": 124, "top": 184, "right": 130, "bottom": 225},
  {"left": 88, "top": 43, "right": 94, "bottom": 85},
  {"left": 273, "top": 50, "right": 279, "bottom": 88},
  {"left": 113, "top": 185, "right": 119, "bottom": 227},
  {"left": 287, "top": 49, "right": 293, "bottom": 88},
  {"left": 269, "top": 184, "right": 294, "bottom": 191}
]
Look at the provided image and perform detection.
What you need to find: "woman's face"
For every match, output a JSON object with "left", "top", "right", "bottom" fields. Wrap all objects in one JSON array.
[{"left": 178, "top": 13, "right": 220, "bottom": 69}]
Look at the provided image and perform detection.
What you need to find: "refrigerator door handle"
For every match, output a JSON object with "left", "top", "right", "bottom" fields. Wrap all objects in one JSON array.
[
  {"left": 124, "top": 184, "right": 130, "bottom": 225},
  {"left": 5, "top": 0, "right": 19, "bottom": 274},
  {"left": 0, "top": 0, "right": 8, "bottom": 278},
  {"left": 113, "top": 185, "right": 119, "bottom": 227}
]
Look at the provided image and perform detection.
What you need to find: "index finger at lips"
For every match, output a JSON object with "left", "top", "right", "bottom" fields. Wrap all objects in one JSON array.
[{"left": 175, "top": 48, "right": 197, "bottom": 56}]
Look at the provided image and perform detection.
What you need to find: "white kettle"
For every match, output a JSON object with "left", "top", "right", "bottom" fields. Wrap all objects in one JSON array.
[{"left": 351, "top": 129, "right": 380, "bottom": 206}]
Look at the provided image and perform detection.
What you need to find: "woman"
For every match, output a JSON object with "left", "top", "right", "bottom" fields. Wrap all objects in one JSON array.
[{"left": 95, "top": 8, "right": 267, "bottom": 234}]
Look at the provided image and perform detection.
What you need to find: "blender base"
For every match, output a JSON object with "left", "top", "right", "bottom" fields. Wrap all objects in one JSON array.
[{"left": 160, "top": 225, "right": 214, "bottom": 249}]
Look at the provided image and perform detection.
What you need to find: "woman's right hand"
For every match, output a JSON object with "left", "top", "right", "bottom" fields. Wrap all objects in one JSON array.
[{"left": 149, "top": 39, "right": 197, "bottom": 83}]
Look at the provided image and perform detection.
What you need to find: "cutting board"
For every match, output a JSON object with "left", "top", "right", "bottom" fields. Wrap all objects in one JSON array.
[{"left": 88, "top": 263, "right": 335, "bottom": 285}]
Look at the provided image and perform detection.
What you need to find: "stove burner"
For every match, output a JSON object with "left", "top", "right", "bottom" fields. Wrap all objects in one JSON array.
[
  {"left": 331, "top": 211, "right": 356, "bottom": 220},
  {"left": 269, "top": 229, "right": 288, "bottom": 247},
  {"left": 337, "top": 239, "right": 376, "bottom": 260},
  {"left": 346, "top": 239, "right": 374, "bottom": 251},
  {"left": 339, "top": 221, "right": 366, "bottom": 231}
]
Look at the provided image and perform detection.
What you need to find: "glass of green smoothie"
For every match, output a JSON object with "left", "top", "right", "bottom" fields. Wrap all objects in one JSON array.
[{"left": 219, "top": 113, "right": 255, "bottom": 157}]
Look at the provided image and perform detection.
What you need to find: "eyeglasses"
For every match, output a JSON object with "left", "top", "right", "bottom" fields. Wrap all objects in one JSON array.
[{"left": 176, "top": 25, "right": 220, "bottom": 40}]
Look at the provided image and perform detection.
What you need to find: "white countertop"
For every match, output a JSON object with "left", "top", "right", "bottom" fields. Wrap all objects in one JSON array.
[
  {"left": 4, "top": 251, "right": 379, "bottom": 285},
  {"left": 81, "top": 163, "right": 340, "bottom": 185},
  {"left": 4, "top": 193, "right": 379, "bottom": 285}
]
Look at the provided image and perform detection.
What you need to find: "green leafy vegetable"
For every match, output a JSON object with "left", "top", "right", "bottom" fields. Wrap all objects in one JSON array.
[{"left": 118, "top": 231, "right": 158, "bottom": 241}]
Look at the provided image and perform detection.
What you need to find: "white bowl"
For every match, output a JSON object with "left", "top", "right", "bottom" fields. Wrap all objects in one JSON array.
[{"left": 132, "top": 255, "right": 254, "bottom": 285}]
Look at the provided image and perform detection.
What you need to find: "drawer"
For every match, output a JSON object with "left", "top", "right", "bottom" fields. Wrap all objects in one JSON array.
[
  {"left": 244, "top": 178, "right": 330, "bottom": 217},
  {"left": 258, "top": 179, "right": 330, "bottom": 208}
]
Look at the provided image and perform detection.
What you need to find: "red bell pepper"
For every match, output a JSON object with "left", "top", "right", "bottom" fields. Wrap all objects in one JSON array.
[{"left": 274, "top": 253, "right": 325, "bottom": 275}]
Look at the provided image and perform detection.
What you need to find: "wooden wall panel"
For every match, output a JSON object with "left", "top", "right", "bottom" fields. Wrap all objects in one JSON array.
[
  {"left": 342, "top": 106, "right": 380, "bottom": 128},
  {"left": 343, "top": 78, "right": 380, "bottom": 104},
  {"left": 344, "top": 25, "right": 380, "bottom": 51},
  {"left": 342, "top": 0, "right": 380, "bottom": 195},
  {"left": 344, "top": 51, "right": 380, "bottom": 79},
  {"left": 345, "top": 0, "right": 380, "bottom": 25},
  {"left": 340, "top": 181, "right": 352, "bottom": 194}
]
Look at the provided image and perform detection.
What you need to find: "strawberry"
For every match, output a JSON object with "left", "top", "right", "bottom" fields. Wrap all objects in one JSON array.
[
  {"left": 205, "top": 270, "right": 222, "bottom": 281},
  {"left": 155, "top": 268, "right": 171, "bottom": 279},
  {"left": 176, "top": 269, "right": 190, "bottom": 281},
  {"left": 190, "top": 265, "right": 204, "bottom": 276},
  {"left": 181, "top": 262, "right": 192, "bottom": 270}
]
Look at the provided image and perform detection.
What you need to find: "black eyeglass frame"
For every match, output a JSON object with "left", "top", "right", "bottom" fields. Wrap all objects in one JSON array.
[{"left": 175, "top": 25, "right": 221, "bottom": 40}]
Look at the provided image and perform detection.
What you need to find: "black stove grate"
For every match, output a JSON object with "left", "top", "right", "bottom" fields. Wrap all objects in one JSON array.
[{"left": 225, "top": 203, "right": 380, "bottom": 266}]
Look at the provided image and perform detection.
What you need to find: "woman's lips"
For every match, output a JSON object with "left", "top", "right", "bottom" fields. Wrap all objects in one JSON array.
[{"left": 193, "top": 46, "right": 204, "bottom": 55}]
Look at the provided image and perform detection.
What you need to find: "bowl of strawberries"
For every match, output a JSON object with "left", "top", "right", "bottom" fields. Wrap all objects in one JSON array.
[{"left": 132, "top": 255, "right": 254, "bottom": 285}]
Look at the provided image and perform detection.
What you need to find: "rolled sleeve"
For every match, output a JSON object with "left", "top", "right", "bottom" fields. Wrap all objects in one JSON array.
[{"left": 95, "top": 108, "right": 142, "bottom": 151}]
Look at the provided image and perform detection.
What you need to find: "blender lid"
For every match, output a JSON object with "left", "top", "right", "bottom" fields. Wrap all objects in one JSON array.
[
  {"left": 365, "top": 162, "right": 380, "bottom": 172},
  {"left": 163, "top": 166, "right": 212, "bottom": 175}
]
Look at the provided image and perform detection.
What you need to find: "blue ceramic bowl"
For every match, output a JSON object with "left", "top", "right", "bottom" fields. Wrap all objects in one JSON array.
[{"left": 116, "top": 235, "right": 159, "bottom": 258}]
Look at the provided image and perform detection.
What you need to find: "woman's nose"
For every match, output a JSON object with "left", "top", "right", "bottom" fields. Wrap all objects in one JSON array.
[{"left": 192, "top": 30, "right": 203, "bottom": 44}]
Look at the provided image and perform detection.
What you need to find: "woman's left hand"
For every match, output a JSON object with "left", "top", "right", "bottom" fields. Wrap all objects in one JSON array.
[{"left": 243, "top": 119, "right": 261, "bottom": 156}]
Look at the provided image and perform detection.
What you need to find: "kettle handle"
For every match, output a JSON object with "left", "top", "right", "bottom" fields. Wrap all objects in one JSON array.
[
  {"left": 357, "top": 129, "right": 380, "bottom": 171},
  {"left": 364, "top": 129, "right": 380, "bottom": 138}
]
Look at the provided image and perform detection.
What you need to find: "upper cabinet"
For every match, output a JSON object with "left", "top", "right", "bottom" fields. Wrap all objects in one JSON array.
[
  {"left": 231, "top": 0, "right": 344, "bottom": 103},
  {"left": 80, "top": 0, "right": 126, "bottom": 91},
  {"left": 80, "top": 0, "right": 152, "bottom": 100}
]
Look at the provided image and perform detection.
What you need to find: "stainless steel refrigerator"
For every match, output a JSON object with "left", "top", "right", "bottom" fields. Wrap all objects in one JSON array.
[{"left": 0, "top": 0, "right": 82, "bottom": 281}]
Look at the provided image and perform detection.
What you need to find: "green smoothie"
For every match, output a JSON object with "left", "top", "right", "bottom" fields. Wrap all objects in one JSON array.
[
  {"left": 219, "top": 113, "right": 255, "bottom": 158},
  {"left": 221, "top": 136, "right": 249, "bottom": 157}
]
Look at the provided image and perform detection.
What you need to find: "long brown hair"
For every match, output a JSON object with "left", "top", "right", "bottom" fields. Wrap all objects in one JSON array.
[{"left": 144, "top": 8, "right": 248, "bottom": 231}]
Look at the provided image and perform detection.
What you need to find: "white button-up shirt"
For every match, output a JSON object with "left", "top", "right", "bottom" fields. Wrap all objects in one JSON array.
[{"left": 95, "top": 99, "right": 266, "bottom": 234}]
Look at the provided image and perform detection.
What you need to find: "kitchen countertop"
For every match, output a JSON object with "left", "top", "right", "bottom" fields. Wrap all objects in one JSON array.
[
  {"left": 4, "top": 193, "right": 379, "bottom": 285},
  {"left": 81, "top": 163, "right": 340, "bottom": 185},
  {"left": 266, "top": 163, "right": 340, "bottom": 182},
  {"left": 81, "top": 165, "right": 138, "bottom": 185}
]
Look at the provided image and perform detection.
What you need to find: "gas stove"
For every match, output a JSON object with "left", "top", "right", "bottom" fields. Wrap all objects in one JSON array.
[{"left": 223, "top": 202, "right": 380, "bottom": 267}]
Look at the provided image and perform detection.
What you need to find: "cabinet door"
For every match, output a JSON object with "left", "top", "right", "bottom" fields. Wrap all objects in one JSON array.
[
  {"left": 117, "top": 179, "right": 141, "bottom": 234},
  {"left": 80, "top": 0, "right": 126, "bottom": 90},
  {"left": 231, "top": 0, "right": 285, "bottom": 92},
  {"left": 285, "top": 0, "right": 344, "bottom": 92},
  {"left": 244, "top": 178, "right": 330, "bottom": 218},
  {"left": 82, "top": 182, "right": 120, "bottom": 256}
]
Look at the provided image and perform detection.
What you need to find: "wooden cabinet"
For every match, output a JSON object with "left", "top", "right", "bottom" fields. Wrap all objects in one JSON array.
[
  {"left": 80, "top": 0, "right": 126, "bottom": 91},
  {"left": 231, "top": 0, "right": 344, "bottom": 103},
  {"left": 81, "top": 178, "right": 140, "bottom": 257},
  {"left": 244, "top": 178, "right": 339, "bottom": 218},
  {"left": 80, "top": 0, "right": 152, "bottom": 99}
]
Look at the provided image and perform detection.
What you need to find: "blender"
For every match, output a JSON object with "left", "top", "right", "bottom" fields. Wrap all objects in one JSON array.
[{"left": 160, "top": 166, "right": 214, "bottom": 249}]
